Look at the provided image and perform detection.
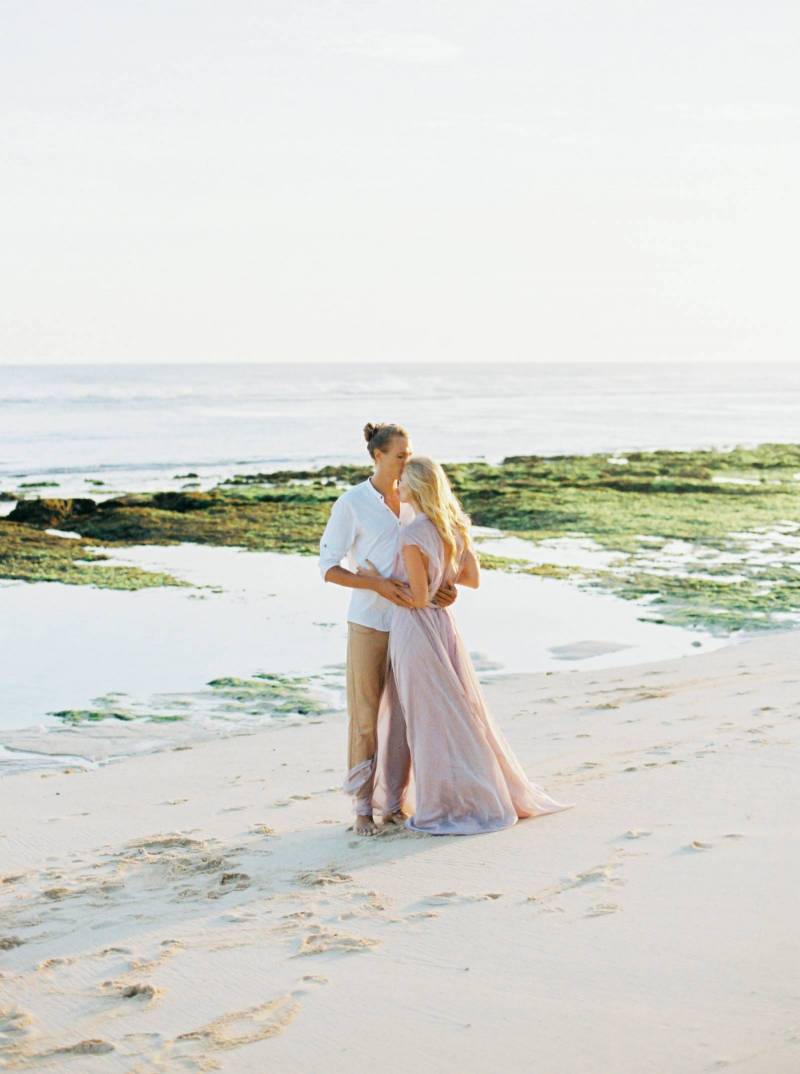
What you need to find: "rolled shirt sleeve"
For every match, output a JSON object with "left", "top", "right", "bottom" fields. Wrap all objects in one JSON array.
[{"left": 319, "top": 495, "right": 358, "bottom": 581}]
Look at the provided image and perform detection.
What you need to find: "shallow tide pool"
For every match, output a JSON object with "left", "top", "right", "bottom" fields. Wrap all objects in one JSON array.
[{"left": 1, "top": 542, "right": 734, "bottom": 771}]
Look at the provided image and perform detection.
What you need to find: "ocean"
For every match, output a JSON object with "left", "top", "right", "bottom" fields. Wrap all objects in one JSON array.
[
  {"left": 2, "top": 362, "right": 799, "bottom": 494},
  {"left": 3, "top": 359, "right": 794, "bottom": 765}
]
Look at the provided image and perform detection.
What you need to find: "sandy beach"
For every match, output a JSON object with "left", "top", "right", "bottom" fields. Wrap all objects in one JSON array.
[
  {"left": 2, "top": 628, "right": 797, "bottom": 1073},
  {"left": 5, "top": 0, "right": 800, "bottom": 1063}
]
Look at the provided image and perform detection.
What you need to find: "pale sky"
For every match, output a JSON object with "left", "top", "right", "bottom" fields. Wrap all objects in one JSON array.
[{"left": 2, "top": 1, "right": 798, "bottom": 365}]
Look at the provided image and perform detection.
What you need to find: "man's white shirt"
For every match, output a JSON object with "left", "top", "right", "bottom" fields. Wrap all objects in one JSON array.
[{"left": 319, "top": 478, "right": 416, "bottom": 631}]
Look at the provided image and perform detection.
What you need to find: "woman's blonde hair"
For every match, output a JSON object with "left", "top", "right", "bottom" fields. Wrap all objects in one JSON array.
[{"left": 403, "top": 456, "right": 473, "bottom": 569}]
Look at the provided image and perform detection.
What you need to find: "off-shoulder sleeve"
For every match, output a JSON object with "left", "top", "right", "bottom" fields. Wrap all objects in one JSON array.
[{"left": 398, "top": 518, "right": 442, "bottom": 564}]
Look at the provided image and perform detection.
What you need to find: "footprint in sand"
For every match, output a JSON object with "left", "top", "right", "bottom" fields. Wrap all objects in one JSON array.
[
  {"left": 568, "top": 864, "right": 624, "bottom": 889},
  {"left": 104, "top": 981, "right": 160, "bottom": 1002},
  {"left": 338, "top": 898, "right": 390, "bottom": 921},
  {"left": 218, "top": 872, "right": 251, "bottom": 890},
  {"left": 293, "top": 974, "right": 330, "bottom": 995},
  {"left": 422, "top": 891, "right": 503, "bottom": 906},
  {"left": 0, "top": 936, "right": 25, "bottom": 950},
  {"left": 295, "top": 926, "right": 379, "bottom": 956},
  {"left": 528, "top": 851, "right": 626, "bottom": 914},
  {"left": 42, "top": 887, "right": 72, "bottom": 900},
  {"left": 296, "top": 869, "right": 351, "bottom": 887},
  {"left": 623, "top": 829, "right": 652, "bottom": 839},
  {"left": 36, "top": 956, "right": 73, "bottom": 970},
  {"left": 585, "top": 902, "right": 619, "bottom": 917},
  {"left": 175, "top": 995, "right": 300, "bottom": 1050},
  {"left": 250, "top": 824, "right": 276, "bottom": 837},
  {"left": 682, "top": 835, "right": 743, "bottom": 852},
  {"left": 273, "top": 913, "right": 315, "bottom": 937},
  {"left": 54, "top": 1039, "right": 115, "bottom": 1055},
  {"left": 0, "top": 1007, "right": 33, "bottom": 1040}
]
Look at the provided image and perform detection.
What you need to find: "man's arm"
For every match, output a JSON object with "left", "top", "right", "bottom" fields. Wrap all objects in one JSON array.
[
  {"left": 319, "top": 496, "right": 357, "bottom": 582},
  {"left": 319, "top": 498, "right": 413, "bottom": 608},
  {"left": 324, "top": 564, "right": 413, "bottom": 607}
]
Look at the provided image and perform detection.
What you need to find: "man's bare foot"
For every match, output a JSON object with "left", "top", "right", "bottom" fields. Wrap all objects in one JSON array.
[
  {"left": 352, "top": 815, "right": 379, "bottom": 836},
  {"left": 382, "top": 810, "right": 407, "bottom": 827}
]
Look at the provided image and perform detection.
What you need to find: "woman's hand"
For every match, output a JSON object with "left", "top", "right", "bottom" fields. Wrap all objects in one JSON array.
[
  {"left": 431, "top": 582, "right": 458, "bottom": 607},
  {"left": 356, "top": 559, "right": 382, "bottom": 579}
]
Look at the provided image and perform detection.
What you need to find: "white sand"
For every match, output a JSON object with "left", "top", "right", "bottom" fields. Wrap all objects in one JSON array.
[{"left": 1, "top": 630, "right": 798, "bottom": 1073}]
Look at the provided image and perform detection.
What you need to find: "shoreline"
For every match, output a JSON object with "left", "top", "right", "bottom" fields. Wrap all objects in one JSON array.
[
  {"left": 2, "top": 629, "right": 797, "bottom": 1072},
  {"left": 3, "top": 443, "right": 800, "bottom": 636},
  {"left": 2, "top": 440, "right": 799, "bottom": 777},
  {"left": 0, "top": 542, "right": 735, "bottom": 774}
]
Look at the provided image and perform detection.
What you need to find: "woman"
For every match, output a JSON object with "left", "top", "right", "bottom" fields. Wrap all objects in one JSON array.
[{"left": 367, "top": 456, "right": 574, "bottom": 835}]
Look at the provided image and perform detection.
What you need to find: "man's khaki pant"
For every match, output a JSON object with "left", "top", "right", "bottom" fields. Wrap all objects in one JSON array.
[{"left": 345, "top": 622, "right": 389, "bottom": 816}]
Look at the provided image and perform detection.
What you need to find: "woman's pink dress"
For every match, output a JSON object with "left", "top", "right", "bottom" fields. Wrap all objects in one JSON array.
[{"left": 373, "top": 514, "right": 574, "bottom": 835}]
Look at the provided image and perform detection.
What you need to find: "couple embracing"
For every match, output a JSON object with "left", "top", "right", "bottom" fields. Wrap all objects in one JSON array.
[{"left": 319, "top": 422, "right": 573, "bottom": 836}]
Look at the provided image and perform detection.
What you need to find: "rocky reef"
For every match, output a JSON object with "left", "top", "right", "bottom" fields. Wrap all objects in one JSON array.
[
  {"left": 3, "top": 443, "right": 800, "bottom": 630},
  {"left": 0, "top": 518, "right": 188, "bottom": 590},
  {"left": 47, "top": 672, "right": 332, "bottom": 727}
]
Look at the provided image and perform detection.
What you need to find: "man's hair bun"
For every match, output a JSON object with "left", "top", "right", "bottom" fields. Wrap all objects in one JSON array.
[{"left": 362, "top": 422, "right": 408, "bottom": 459}]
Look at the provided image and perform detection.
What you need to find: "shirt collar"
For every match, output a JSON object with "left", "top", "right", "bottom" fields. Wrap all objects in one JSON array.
[{"left": 365, "top": 476, "right": 386, "bottom": 501}]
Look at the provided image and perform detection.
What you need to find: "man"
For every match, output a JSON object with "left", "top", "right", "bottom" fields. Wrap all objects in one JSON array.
[{"left": 319, "top": 422, "right": 457, "bottom": 835}]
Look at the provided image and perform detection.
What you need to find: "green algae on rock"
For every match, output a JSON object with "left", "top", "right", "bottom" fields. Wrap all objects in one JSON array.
[
  {"left": 46, "top": 671, "right": 333, "bottom": 733},
  {"left": 50, "top": 709, "right": 138, "bottom": 724},
  {"left": 9, "top": 498, "right": 98, "bottom": 527},
  {"left": 4, "top": 443, "right": 800, "bottom": 632},
  {"left": 9, "top": 488, "right": 339, "bottom": 555},
  {"left": 206, "top": 673, "right": 327, "bottom": 717},
  {"left": 0, "top": 520, "right": 189, "bottom": 590}
]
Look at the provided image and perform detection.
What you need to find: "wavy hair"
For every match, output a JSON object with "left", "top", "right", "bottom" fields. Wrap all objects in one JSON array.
[{"left": 402, "top": 456, "right": 473, "bottom": 570}]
